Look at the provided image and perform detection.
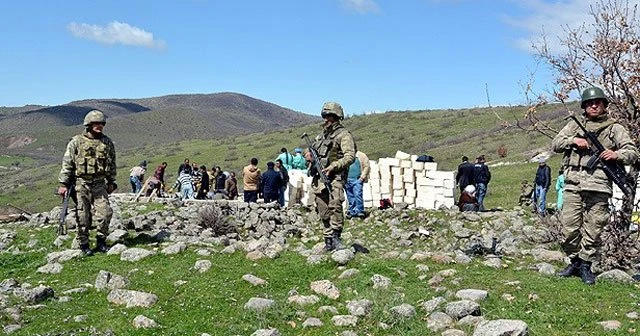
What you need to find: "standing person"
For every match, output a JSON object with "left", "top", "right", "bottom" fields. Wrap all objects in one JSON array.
[
  {"left": 533, "top": 158, "right": 552, "bottom": 216},
  {"left": 344, "top": 150, "right": 370, "bottom": 219},
  {"left": 196, "top": 165, "right": 210, "bottom": 199},
  {"left": 178, "top": 158, "right": 190, "bottom": 174},
  {"left": 552, "top": 86, "right": 639, "bottom": 285},
  {"left": 225, "top": 171, "right": 238, "bottom": 200},
  {"left": 214, "top": 166, "right": 226, "bottom": 194},
  {"left": 261, "top": 162, "right": 282, "bottom": 204},
  {"left": 292, "top": 148, "right": 307, "bottom": 170},
  {"left": 555, "top": 169, "right": 565, "bottom": 211},
  {"left": 306, "top": 102, "right": 356, "bottom": 251},
  {"left": 129, "top": 160, "right": 147, "bottom": 193},
  {"left": 242, "top": 158, "right": 261, "bottom": 203},
  {"left": 58, "top": 110, "right": 117, "bottom": 256},
  {"left": 455, "top": 156, "right": 475, "bottom": 193},
  {"left": 473, "top": 155, "right": 491, "bottom": 211},
  {"left": 275, "top": 148, "right": 294, "bottom": 171},
  {"left": 275, "top": 159, "right": 289, "bottom": 207}
]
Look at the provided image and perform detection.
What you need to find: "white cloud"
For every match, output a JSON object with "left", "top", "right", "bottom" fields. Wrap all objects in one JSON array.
[
  {"left": 67, "top": 21, "right": 166, "bottom": 50},
  {"left": 506, "top": 0, "right": 596, "bottom": 53},
  {"left": 507, "top": 0, "right": 640, "bottom": 54},
  {"left": 341, "top": 0, "right": 381, "bottom": 14}
]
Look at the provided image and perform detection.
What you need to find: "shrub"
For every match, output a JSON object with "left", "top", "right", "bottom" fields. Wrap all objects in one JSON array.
[
  {"left": 197, "top": 204, "right": 236, "bottom": 236},
  {"left": 497, "top": 144, "right": 507, "bottom": 158}
]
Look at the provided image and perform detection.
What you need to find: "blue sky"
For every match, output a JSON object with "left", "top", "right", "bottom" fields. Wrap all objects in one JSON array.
[{"left": 0, "top": 0, "right": 620, "bottom": 115}]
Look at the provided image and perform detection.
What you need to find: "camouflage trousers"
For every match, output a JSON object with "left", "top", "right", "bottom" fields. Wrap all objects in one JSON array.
[
  {"left": 315, "top": 179, "right": 346, "bottom": 238},
  {"left": 561, "top": 189, "right": 610, "bottom": 262},
  {"left": 74, "top": 180, "right": 112, "bottom": 245}
]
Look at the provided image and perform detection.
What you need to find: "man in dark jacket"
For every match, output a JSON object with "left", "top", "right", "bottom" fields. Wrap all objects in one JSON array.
[
  {"left": 473, "top": 155, "right": 491, "bottom": 211},
  {"left": 260, "top": 162, "right": 282, "bottom": 204},
  {"left": 275, "top": 159, "right": 289, "bottom": 207},
  {"left": 455, "top": 156, "right": 475, "bottom": 193},
  {"left": 533, "top": 158, "right": 552, "bottom": 216},
  {"left": 196, "top": 165, "right": 210, "bottom": 199}
]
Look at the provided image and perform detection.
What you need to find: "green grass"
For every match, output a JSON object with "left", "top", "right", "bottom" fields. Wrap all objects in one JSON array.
[
  {"left": 1, "top": 220, "right": 638, "bottom": 335},
  {"left": 2, "top": 103, "right": 572, "bottom": 214}
]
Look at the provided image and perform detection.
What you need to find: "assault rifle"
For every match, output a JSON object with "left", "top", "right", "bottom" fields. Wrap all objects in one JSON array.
[
  {"left": 58, "top": 183, "right": 76, "bottom": 235},
  {"left": 301, "top": 133, "right": 333, "bottom": 197},
  {"left": 568, "top": 114, "right": 634, "bottom": 197}
]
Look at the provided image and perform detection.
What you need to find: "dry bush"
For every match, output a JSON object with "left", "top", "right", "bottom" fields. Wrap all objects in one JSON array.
[
  {"left": 497, "top": 144, "right": 508, "bottom": 158},
  {"left": 197, "top": 204, "right": 236, "bottom": 237},
  {"left": 599, "top": 214, "right": 640, "bottom": 270}
]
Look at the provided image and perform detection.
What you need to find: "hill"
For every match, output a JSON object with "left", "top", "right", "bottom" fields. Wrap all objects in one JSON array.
[
  {"left": 0, "top": 100, "right": 575, "bottom": 214},
  {"left": 0, "top": 92, "right": 319, "bottom": 159}
]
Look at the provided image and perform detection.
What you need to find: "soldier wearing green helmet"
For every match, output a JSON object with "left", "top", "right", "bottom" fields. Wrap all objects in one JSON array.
[
  {"left": 552, "top": 86, "right": 639, "bottom": 284},
  {"left": 58, "top": 109, "right": 118, "bottom": 256},
  {"left": 306, "top": 102, "right": 356, "bottom": 251}
]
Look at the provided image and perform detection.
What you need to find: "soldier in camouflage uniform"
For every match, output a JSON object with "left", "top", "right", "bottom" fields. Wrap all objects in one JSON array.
[
  {"left": 551, "top": 87, "right": 639, "bottom": 284},
  {"left": 306, "top": 102, "right": 356, "bottom": 251},
  {"left": 58, "top": 110, "right": 118, "bottom": 256}
]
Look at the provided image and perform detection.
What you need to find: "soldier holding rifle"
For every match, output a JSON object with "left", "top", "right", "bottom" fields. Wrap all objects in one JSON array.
[
  {"left": 58, "top": 110, "right": 118, "bottom": 256},
  {"left": 552, "top": 87, "right": 639, "bottom": 285},
  {"left": 302, "top": 102, "right": 356, "bottom": 252}
]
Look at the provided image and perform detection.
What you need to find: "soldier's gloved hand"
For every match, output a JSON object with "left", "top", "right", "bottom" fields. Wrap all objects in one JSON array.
[{"left": 106, "top": 183, "right": 117, "bottom": 194}]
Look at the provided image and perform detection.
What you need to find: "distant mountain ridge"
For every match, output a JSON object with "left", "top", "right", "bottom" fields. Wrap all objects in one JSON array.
[{"left": 0, "top": 92, "right": 319, "bottom": 157}]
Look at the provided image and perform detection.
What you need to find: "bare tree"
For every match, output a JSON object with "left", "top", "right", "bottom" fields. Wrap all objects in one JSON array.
[{"left": 531, "top": 0, "right": 640, "bottom": 270}]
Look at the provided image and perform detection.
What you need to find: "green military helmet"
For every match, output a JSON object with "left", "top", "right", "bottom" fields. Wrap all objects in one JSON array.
[
  {"left": 321, "top": 102, "right": 344, "bottom": 120},
  {"left": 83, "top": 110, "right": 106, "bottom": 126},
  {"left": 580, "top": 86, "right": 609, "bottom": 109}
]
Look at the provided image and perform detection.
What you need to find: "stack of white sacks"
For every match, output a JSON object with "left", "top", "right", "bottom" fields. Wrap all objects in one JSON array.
[
  {"left": 284, "top": 150, "right": 456, "bottom": 210},
  {"left": 611, "top": 177, "right": 640, "bottom": 212}
]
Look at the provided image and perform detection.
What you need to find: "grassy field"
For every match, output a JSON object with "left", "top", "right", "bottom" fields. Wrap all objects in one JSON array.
[
  {"left": 1, "top": 213, "right": 638, "bottom": 335},
  {"left": 0, "top": 103, "right": 571, "bottom": 214}
]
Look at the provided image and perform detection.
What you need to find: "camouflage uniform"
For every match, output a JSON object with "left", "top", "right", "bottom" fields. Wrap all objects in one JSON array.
[
  {"left": 311, "top": 102, "right": 356, "bottom": 246},
  {"left": 552, "top": 114, "right": 638, "bottom": 263},
  {"left": 58, "top": 113, "right": 117, "bottom": 247}
]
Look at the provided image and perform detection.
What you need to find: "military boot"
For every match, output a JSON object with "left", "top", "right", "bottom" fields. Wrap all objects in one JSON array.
[
  {"left": 332, "top": 229, "right": 345, "bottom": 250},
  {"left": 579, "top": 261, "right": 596, "bottom": 285},
  {"left": 324, "top": 237, "right": 334, "bottom": 252},
  {"left": 96, "top": 237, "right": 108, "bottom": 253},
  {"left": 80, "top": 243, "right": 93, "bottom": 256},
  {"left": 557, "top": 257, "right": 581, "bottom": 277}
]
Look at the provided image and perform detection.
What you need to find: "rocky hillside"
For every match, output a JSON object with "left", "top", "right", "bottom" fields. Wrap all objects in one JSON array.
[
  {"left": 0, "top": 92, "right": 319, "bottom": 157},
  {"left": 0, "top": 197, "right": 638, "bottom": 334}
]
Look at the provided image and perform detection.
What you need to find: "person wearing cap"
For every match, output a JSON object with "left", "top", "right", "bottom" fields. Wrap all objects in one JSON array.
[
  {"left": 552, "top": 86, "right": 639, "bottom": 285},
  {"left": 305, "top": 102, "right": 356, "bottom": 251},
  {"left": 473, "top": 155, "right": 491, "bottom": 211},
  {"left": 457, "top": 184, "right": 478, "bottom": 212},
  {"left": 260, "top": 161, "right": 282, "bottom": 204},
  {"left": 129, "top": 160, "right": 147, "bottom": 193},
  {"left": 292, "top": 147, "right": 307, "bottom": 170},
  {"left": 533, "top": 157, "right": 552, "bottom": 216},
  {"left": 58, "top": 109, "right": 117, "bottom": 256}
]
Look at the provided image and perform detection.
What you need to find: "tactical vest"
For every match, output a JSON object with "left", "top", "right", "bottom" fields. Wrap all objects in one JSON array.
[
  {"left": 73, "top": 134, "right": 111, "bottom": 179},
  {"left": 565, "top": 119, "right": 617, "bottom": 169},
  {"left": 315, "top": 126, "right": 351, "bottom": 170}
]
